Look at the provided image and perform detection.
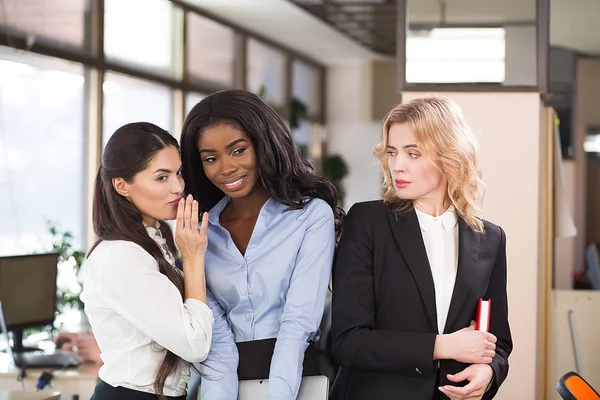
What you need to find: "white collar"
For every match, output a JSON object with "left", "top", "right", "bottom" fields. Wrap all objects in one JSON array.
[{"left": 415, "top": 206, "right": 458, "bottom": 232}]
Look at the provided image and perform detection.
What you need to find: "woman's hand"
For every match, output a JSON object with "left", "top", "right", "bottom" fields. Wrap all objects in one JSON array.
[
  {"left": 435, "top": 321, "right": 496, "bottom": 364},
  {"left": 175, "top": 194, "right": 208, "bottom": 261},
  {"left": 439, "top": 364, "right": 494, "bottom": 400}
]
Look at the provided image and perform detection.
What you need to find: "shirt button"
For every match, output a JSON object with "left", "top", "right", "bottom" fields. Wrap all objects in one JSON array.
[{"left": 241, "top": 290, "right": 247, "bottom": 296}]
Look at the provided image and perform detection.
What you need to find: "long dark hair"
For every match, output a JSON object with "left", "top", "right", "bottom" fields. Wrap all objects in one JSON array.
[
  {"left": 180, "top": 89, "right": 345, "bottom": 234},
  {"left": 90, "top": 122, "right": 183, "bottom": 398}
]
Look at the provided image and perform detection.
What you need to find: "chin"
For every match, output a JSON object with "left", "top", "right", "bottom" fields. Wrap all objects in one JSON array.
[{"left": 159, "top": 210, "right": 178, "bottom": 221}]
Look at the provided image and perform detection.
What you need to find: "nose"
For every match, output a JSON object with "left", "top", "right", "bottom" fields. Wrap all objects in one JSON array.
[
  {"left": 219, "top": 156, "right": 238, "bottom": 176},
  {"left": 392, "top": 155, "right": 406, "bottom": 172},
  {"left": 171, "top": 175, "right": 184, "bottom": 195}
]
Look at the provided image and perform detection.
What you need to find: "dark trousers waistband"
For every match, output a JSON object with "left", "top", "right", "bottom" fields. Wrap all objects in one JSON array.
[
  {"left": 90, "top": 380, "right": 186, "bottom": 400},
  {"left": 236, "top": 338, "right": 320, "bottom": 381}
]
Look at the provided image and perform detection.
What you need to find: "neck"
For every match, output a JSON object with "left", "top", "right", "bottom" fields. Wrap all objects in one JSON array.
[
  {"left": 143, "top": 216, "right": 157, "bottom": 228},
  {"left": 228, "top": 184, "right": 271, "bottom": 217},
  {"left": 413, "top": 197, "right": 451, "bottom": 217}
]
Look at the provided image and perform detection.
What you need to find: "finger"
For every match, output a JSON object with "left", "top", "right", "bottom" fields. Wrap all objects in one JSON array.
[
  {"left": 191, "top": 200, "right": 199, "bottom": 230},
  {"left": 176, "top": 198, "right": 185, "bottom": 231},
  {"left": 199, "top": 212, "right": 209, "bottom": 237},
  {"left": 184, "top": 194, "right": 193, "bottom": 229},
  {"left": 487, "top": 342, "right": 496, "bottom": 351},
  {"left": 485, "top": 350, "right": 496, "bottom": 358},
  {"left": 467, "top": 320, "right": 476, "bottom": 330},
  {"left": 480, "top": 356, "right": 493, "bottom": 364},
  {"left": 486, "top": 333, "right": 497, "bottom": 344},
  {"left": 447, "top": 370, "right": 470, "bottom": 383},
  {"left": 442, "top": 381, "right": 479, "bottom": 398},
  {"left": 61, "top": 343, "right": 75, "bottom": 351}
]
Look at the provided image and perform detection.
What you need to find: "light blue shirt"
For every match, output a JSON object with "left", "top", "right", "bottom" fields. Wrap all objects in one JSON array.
[{"left": 199, "top": 196, "right": 335, "bottom": 400}]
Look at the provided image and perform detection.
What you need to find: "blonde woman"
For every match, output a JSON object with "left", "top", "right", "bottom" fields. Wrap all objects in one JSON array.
[{"left": 330, "top": 97, "right": 512, "bottom": 400}]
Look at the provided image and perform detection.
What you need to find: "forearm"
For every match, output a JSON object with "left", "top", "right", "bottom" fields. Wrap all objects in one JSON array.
[
  {"left": 268, "top": 337, "right": 307, "bottom": 400},
  {"left": 332, "top": 327, "right": 437, "bottom": 377},
  {"left": 183, "top": 255, "right": 207, "bottom": 303}
]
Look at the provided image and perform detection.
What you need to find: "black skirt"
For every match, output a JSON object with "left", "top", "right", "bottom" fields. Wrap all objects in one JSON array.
[
  {"left": 90, "top": 379, "right": 186, "bottom": 400},
  {"left": 236, "top": 338, "right": 321, "bottom": 380}
]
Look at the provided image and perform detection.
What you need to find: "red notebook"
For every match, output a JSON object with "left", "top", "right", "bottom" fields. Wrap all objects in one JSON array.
[{"left": 476, "top": 298, "right": 491, "bottom": 332}]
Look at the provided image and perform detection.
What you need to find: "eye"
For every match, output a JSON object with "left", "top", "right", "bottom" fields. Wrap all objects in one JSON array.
[
  {"left": 232, "top": 147, "right": 247, "bottom": 156},
  {"left": 176, "top": 169, "right": 183, "bottom": 176},
  {"left": 408, "top": 152, "right": 420, "bottom": 159},
  {"left": 157, "top": 175, "right": 168, "bottom": 181},
  {"left": 202, "top": 156, "right": 217, "bottom": 163},
  {"left": 386, "top": 150, "right": 397, "bottom": 156}
]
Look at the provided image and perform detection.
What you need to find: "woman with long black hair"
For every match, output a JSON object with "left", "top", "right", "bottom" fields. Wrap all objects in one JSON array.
[{"left": 180, "top": 90, "right": 344, "bottom": 400}]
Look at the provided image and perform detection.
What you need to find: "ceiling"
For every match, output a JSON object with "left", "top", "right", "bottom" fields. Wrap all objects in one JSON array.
[
  {"left": 184, "top": 0, "right": 600, "bottom": 64},
  {"left": 181, "top": 0, "right": 381, "bottom": 66},
  {"left": 291, "top": 0, "right": 598, "bottom": 56}
]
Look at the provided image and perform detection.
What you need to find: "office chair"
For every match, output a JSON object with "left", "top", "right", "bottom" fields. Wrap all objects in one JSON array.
[{"left": 557, "top": 371, "right": 600, "bottom": 400}]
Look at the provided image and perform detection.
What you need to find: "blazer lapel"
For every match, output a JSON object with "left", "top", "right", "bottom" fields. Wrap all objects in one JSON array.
[
  {"left": 443, "top": 218, "right": 481, "bottom": 333},
  {"left": 387, "top": 209, "right": 438, "bottom": 332}
]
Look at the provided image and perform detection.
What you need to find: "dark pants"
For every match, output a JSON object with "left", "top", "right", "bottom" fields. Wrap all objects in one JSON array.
[{"left": 91, "top": 380, "right": 186, "bottom": 400}]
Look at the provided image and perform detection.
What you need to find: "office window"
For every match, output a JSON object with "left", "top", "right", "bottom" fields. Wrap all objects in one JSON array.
[
  {"left": 247, "top": 39, "right": 286, "bottom": 107},
  {"left": 0, "top": 0, "right": 90, "bottom": 51},
  {"left": 102, "top": 72, "right": 173, "bottom": 147},
  {"left": 185, "top": 92, "right": 207, "bottom": 115},
  {"left": 406, "top": 28, "right": 506, "bottom": 84},
  {"left": 0, "top": 48, "right": 85, "bottom": 255},
  {"left": 186, "top": 14, "right": 235, "bottom": 86},
  {"left": 104, "top": 0, "right": 178, "bottom": 75},
  {"left": 292, "top": 60, "right": 322, "bottom": 117}
]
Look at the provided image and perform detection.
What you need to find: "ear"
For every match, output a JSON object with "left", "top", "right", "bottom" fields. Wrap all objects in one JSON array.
[{"left": 112, "top": 177, "right": 130, "bottom": 198}]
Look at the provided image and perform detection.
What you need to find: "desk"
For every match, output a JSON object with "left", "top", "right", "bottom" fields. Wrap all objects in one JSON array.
[
  {"left": 0, "top": 389, "right": 60, "bottom": 400},
  {"left": 0, "top": 353, "right": 99, "bottom": 400}
]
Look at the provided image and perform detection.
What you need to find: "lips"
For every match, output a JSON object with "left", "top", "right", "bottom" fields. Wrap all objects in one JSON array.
[
  {"left": 168, "top": 197, "right": 182, "bottom": 206},
  {"left": 395, "top": 179, "right": 411, "bottom": 188},
  {"left": 220, "top": 175, "right": 246, "bottom": 191}
]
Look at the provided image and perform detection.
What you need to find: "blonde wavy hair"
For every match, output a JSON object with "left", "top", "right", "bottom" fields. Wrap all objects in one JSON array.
[{"left": 374, "top": 96, "right": 486, "bottom": 233}]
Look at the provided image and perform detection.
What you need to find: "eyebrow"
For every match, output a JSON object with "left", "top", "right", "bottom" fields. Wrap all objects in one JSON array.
[
  {"left": 153, "top": 167, "right": 181, "bottom": 174},
  {"left": 386, "top": 144, "right": 418, "bottom": 150},
  {"left": 199, "top": 138, "right": 248, "bottom": 154}
]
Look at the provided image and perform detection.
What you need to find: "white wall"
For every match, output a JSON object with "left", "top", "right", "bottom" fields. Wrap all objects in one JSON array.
[
  {"left": 504, "top": 26, "right": 538, "bottom": 86},
  {"left": 402, "top": 92, "right": 543, "bottom": 400},
  {"left": 326, "top": 62, "right": 382, "bottom": 209}
]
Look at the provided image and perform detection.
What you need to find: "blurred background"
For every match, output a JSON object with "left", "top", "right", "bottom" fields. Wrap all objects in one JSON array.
[{"left": 0, "top": 0, "right": 599, "bottom": 399}]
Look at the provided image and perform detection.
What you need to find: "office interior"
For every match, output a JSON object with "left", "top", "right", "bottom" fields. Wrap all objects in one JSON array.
[{"left": 0, "top": 0, "right": 599, "bottom": 399}]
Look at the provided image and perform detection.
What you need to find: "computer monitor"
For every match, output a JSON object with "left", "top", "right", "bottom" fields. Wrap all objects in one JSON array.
[{"left": 0, "top": 253, "right": 59, "bottom": 353}]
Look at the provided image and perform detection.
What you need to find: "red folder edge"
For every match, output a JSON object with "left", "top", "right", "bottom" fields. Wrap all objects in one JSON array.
[{"left": 475, "top": 298, "right": 491, "bottom": 332}]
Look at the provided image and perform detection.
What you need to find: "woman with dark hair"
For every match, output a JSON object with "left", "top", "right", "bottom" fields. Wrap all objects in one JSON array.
[
  {"left": 180, "top": 89, "right": 344, "bottom": 399},
  {"left": 80, "top": 122, "right": 214, "bottom": 400}
]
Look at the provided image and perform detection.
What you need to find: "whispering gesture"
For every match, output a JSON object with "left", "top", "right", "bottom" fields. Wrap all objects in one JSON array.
[{"left": 175, "top": 194, "right": 209, "bottom": 260}]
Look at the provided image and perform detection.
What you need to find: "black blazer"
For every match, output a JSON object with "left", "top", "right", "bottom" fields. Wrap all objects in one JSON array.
[{"left": 330, "top": 201, "right": 512, "bottom": 400}]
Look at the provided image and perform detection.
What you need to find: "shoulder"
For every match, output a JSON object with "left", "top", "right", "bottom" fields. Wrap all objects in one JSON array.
[
  {"left": 481, "top": 219, "right": 506, "bottom": 248},
  {"left": 347, "top": 200, "right": 389, "bottom": 219},
  {"left": 87, "top": 240, "right": 156, "bottom": 275},
  {"left": 305, "top": 197, "right": 334, "bottom": 219}
]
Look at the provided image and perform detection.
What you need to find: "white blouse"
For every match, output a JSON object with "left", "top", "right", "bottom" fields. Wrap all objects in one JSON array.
[
  {"left": 415, "top": 207, "right": 459, "bottom": 334},
  {"left": 80, "top": 223, "right": 214, "bottom": 396}
]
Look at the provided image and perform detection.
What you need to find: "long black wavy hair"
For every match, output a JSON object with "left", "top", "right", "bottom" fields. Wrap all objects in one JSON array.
[{"left": 180, "top": 89, "right": 345, "bottom": 235}]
